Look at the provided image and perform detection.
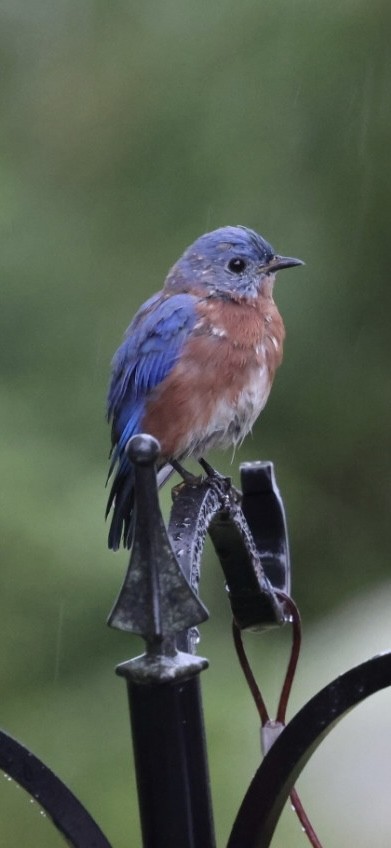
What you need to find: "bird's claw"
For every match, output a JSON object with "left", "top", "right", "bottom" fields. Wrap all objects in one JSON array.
[
  {"left": 171, "top": 475, "right": 203, "bottom": 500},
  {"left": 170, "top": 457, "right": 242, "bottom": 503},
  {"left": 198, "top": 458, "right": 242, "bottom": 502},
  {"left": 170, "top": 459, "right": 203, "bottom": 486},
  {"left": 206, "top": 475, "right": 242, "bottom": 503}
]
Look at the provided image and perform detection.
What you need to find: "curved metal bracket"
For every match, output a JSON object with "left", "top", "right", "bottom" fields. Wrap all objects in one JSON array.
[
  {"left": 0, "top": 730, "right": 112, "bottom": 848},
  {"left": 227, "top": 651, "right": 391, "bottom": 848},
  {"left": 240, "top": 461, "right": 291, "bottom": 597},
  {"left": 168, "top": 462, "right": 290, "bottom": 648}
]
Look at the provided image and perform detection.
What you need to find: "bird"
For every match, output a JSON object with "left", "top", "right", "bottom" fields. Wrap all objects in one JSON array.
[{"left": 106, "top": 225, "right": 303, "bottom": 550}]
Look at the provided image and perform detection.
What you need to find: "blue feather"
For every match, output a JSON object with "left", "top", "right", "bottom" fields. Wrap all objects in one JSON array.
[
  {"left": 106, "top": 292, "right": 198, "bottom": 549},
  {"left": 107, "top": 293, "right": 197, "bottom": 418}
]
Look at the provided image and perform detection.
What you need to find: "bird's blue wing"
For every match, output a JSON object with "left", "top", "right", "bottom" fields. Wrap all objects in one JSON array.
[
  {"left": 107, "top": 291, "right": 198, "bottom": 458},
  {"left": 106, "top": 292, "right": 198, "bottom": 550}
]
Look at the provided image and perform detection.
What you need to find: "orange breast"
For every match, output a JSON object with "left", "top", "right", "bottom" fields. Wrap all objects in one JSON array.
[{"left": 142, "top": 293, "right": 285, "bottom": 459}]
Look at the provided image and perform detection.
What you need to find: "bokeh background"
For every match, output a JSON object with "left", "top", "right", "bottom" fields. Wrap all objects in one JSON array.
[{"left": 1, "top": 1, "right": 391, "bottom": 845}]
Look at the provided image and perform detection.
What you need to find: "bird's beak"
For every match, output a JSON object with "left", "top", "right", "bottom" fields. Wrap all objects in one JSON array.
[{"left": 261, "top": 255, "right": 305, "bottom": 274}]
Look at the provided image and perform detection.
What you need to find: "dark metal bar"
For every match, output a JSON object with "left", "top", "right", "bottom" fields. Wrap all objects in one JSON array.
[
  {"left": 227, "top": 651, "right": 391, "bottom": 848},
  {"left": 109, "top": 435, "right": 216, "bottom": 848},
  {"left": 121, "top": 675, "right": 215, "bottom": 848},
  {"left": 0, "top": 730, "right": 112, "bottom": 848}
]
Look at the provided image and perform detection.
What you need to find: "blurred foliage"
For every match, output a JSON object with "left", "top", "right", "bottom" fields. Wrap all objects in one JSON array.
[{"left": 1, "top": 0, "right": 390, "bottom": 845}]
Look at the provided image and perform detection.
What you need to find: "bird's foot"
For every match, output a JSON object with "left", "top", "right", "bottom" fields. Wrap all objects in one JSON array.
[
  {"left": 170, "top": 458, "right": 242, "bottom": 504},
  {"left": 198, "top": 458, "right": 242, "bottom": 503},
  {"left": 198, "top": 457, "right": 224, "bottom": 478},
  {"left": 171, "top": 459, "right": 203, "bottom": 486}
]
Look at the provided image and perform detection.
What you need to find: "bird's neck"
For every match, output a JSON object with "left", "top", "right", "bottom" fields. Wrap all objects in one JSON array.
[{"left": 258, "top": 273, "right": 276, "bottom": 300}]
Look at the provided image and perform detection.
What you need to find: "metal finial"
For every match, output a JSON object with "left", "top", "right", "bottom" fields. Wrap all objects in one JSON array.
[
  {"left": 108, "top": 434, "right": 209, "bottom": 641},
  {"left": 126, "top": 433, "right": 160, "bottom": 465}
]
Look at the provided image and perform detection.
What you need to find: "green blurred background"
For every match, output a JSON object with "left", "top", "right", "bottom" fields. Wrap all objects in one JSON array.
[{"left": 1, "top": 0, "right": 390, "bottom": 845}]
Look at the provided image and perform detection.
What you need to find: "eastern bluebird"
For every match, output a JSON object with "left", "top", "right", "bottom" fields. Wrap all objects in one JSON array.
[{"left": 106, "top": 226, "right": 303, "bottom": 550}]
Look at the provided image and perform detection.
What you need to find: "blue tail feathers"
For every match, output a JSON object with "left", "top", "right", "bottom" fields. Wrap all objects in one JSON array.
[{"left": 106, "top": 463, "right": 135, "bottom": 550}]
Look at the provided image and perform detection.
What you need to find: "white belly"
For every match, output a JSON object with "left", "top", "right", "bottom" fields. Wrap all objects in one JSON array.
[{"left": 184, "top": 363, "right": 271, "bottom": 457}]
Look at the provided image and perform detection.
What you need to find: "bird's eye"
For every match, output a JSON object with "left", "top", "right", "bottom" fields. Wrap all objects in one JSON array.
[{"left": 228, "top": 257, "right": 247, "bottom": 273}]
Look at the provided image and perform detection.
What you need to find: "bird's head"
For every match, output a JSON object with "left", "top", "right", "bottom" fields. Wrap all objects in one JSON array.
[{"left": 164, "top": 226, "right": 303, "bottom": 299}]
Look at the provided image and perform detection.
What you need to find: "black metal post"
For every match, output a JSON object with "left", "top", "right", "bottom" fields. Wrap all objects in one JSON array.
[
  {"left": 120, "top": 675, "right": 214, "bottom": 848},
  {"left": 108, "top": 435, "right": 215, "bottom": 848}
]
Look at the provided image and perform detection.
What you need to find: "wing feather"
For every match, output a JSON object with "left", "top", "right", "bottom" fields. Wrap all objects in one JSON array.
[{"left": 106, "top": 291, "right": 198, "bottom": 549}]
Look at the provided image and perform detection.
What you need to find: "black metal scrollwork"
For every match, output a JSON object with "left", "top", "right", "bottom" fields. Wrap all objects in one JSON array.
[
  {"left": 1, "top": 434, "right": 390, "bottom": 848},
  {"left": 0, "top": 730, "right": 112, "bottom": 848}
]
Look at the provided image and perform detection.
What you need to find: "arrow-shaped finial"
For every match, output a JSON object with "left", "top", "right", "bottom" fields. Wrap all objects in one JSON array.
[{"left": 108, "top": 435, "right": 209, "bottom": 641}]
